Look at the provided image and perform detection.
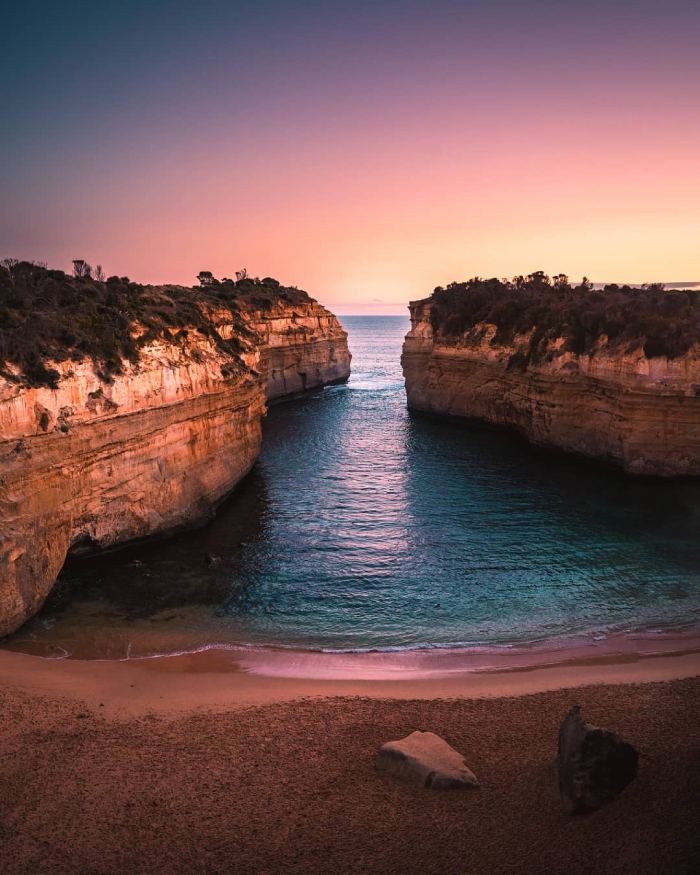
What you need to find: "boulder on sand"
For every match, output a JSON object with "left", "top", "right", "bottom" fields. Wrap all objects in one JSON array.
[
  {"left": 558, "top": 705, "right": 639, "bottom": 815},
  {"left": 376, "top": 731, "right": 480, "bottom": 790}
]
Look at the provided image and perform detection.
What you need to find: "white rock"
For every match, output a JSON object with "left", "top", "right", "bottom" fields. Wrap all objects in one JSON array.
[{"left": 376, "top": 731, "right": 480, "bottom": 790}]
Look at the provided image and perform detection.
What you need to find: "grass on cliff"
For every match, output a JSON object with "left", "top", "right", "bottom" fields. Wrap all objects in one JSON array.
[
  {"left": 0, "top": 261, "right": 314, "bottom": 389},
  {"left": 428, "top": 272, "right": 700, "bottom": 366}
]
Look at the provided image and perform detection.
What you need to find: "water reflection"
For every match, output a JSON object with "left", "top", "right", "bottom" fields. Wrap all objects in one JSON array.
[{"left": 401, "top": 404, "right": 700, "bottom": 644}]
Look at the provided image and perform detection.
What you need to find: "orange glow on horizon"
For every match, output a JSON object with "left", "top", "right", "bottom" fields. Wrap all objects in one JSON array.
[{"left": 4, "top": 2, "right": 699, "bottom": 313}]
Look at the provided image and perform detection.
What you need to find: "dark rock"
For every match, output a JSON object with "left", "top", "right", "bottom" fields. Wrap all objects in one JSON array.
[{"left": 558, "top": 705, "right": 639, "bottom": 814}]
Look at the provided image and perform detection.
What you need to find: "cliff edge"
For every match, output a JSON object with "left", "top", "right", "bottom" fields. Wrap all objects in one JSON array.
[
  {"left": 402, "top": 275, "right": 700, "bottom": 477},
  {"left": 0, "top": 264, "right": 350, "bottom": 636}
]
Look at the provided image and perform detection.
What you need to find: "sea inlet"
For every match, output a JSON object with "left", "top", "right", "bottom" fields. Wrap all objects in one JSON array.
[{"left": 4, "top": 315, "right": 700, "bottom": 662}]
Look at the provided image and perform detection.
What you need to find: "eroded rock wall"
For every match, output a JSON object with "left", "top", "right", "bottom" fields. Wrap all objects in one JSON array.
[
  {"left": 402, "top": 298, "right": 700, "bottom": 476},
  {"left": 0, "top": 299, "right": 350, "bottom": 636},
  {"left": 241, "top": 298, "right": 351, "bottom": 403}
]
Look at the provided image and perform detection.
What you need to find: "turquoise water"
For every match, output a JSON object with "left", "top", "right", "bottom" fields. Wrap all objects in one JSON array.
[{"left": 5, "top": 315, "right": 700, "bottom": 659}]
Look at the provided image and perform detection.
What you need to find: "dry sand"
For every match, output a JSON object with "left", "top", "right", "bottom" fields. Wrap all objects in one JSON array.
[{"left": 1, "top": 651, "right": 699, "bottom": 875}]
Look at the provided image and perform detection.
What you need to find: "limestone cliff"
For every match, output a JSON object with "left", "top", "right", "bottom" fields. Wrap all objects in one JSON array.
[
  {"left": 402, "top": 297, "right": 700, "bottom": 477},
  {"left": 238, "top": 297, "right": 352, "bottom": 403},
  {"left": 0, "top": 281, "right": 350, "bottom": 637}
]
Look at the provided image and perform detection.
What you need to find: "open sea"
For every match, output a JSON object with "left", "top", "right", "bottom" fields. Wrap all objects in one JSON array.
[{"left": 5, "top": 315, "right": 700, "bottom": 661}]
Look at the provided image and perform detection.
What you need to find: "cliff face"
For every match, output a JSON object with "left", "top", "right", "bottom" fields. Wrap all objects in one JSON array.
[
  {"left": 238, "top": 298, "right": 352, "bottom": 403},
  {"left": 0, "top": 298, "right": 350, "bottom": 637},
  {"left": 402, "top": 298, "right": 700, "bottom": 477}
]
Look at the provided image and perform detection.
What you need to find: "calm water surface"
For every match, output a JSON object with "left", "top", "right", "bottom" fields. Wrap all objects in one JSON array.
[{"left": 5, "top": 315, "right": 700, "bottom": 659}]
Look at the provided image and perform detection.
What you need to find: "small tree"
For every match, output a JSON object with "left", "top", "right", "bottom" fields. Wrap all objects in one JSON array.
[
  {"left": 72, "top": 259, "right": 93, "bottom": 278},
  {"left": 94, "top": 264, "right": 106, "bottom": 282},
  {"left": 197, "top": 271, "right": 214, "bottom": 286},
  {"left": 527, "top": 271, "right": 550, "bottom": 286},
  {"left": 235, "top": 268, "right": 248, "bottom": 282}
]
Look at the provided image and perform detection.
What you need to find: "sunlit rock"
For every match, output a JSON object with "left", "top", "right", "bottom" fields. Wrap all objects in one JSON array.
[{"left": 376, "top": 730, "right": 480, "bottom": 789}]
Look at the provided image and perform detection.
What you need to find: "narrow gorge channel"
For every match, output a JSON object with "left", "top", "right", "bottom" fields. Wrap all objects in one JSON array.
[{"left": 5, "top": 316, "right": 700, "bottom": 662}]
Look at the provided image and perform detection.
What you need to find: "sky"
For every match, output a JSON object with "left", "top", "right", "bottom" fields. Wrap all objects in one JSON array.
[{"left": 2, "top": 1, "right": 699, "bottom": 314}]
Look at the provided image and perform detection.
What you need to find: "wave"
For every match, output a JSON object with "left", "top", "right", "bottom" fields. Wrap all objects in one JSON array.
[{"left": 71, "top": 617, "right": 700, "bottom": 665}]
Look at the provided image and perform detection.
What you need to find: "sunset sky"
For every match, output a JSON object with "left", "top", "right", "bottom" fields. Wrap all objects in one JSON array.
[{"left": 2, "top": 0, "right": 699, "bottom": 313}]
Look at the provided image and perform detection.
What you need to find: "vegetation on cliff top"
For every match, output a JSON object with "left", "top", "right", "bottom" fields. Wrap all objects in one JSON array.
[
  {"left": 0, "top": 259, "right": 314, "bottom": 388},
  {"left": 428, "top": 273, "right": 700, "bottom": 364}
]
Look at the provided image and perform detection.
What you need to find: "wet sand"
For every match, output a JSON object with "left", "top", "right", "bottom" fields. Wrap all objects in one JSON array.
[
  {"left": 1, "top": 651, "right": 699, "bottom": 874},
  {"left": 1, "top": 642, "right": 700, "bottom": 717}
]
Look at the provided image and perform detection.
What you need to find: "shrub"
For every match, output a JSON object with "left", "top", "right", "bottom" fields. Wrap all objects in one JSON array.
[
  {"left": 428, "top": 275, "right": 700, "bottom": 361},
  {"left": 0, "top": 260, "right": 316, "bottom": 388}
]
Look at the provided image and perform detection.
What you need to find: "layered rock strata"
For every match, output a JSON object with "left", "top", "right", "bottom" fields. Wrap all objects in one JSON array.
[
  {"left": 402, "top": 297, "right": 700, "bottom": 476},
  {"left": 0, "top": 298, "right": 350, "bottom": 636},
  {"left": 240, "top": 298, "right": 352, "bottom": 403}
]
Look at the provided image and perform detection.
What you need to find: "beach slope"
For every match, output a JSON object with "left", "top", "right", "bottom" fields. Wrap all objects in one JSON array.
[{"left": 1, "top": 666, "right": 698, "bottom": 875}]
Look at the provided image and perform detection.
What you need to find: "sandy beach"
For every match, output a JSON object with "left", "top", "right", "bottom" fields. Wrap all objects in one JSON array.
[{"left": 1, "top": 648, "right": 699, "bottom": 875}]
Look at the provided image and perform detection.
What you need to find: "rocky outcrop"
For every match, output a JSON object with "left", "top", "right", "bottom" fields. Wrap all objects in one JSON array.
[
  {"left": 239, "top": 297, "right": 352, "bottom": 403},
  {"left": 558, "top": 706, "right": 639, "bottom": 814},
  {"left": 376, "top": 731, "right": 480, "bottom": 790},
  {"left": 0, "top": 296, "right": 350, "bottom": 637},
  {"left": 402, "top": 297, "right": 700, "bottom": 476}
]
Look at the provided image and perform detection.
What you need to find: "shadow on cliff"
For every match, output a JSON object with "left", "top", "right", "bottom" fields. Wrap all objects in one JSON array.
[{"left": 34, "top": 469, "right": 273, "bottom": 623}]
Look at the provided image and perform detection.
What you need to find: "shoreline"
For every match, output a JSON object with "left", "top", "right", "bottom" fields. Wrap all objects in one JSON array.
[
  {"left": 6, "top": 617, "right": 700, "bottom": 667},
  {"left": 2, "top": 633, "right": 700, "bottom": 718}
]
